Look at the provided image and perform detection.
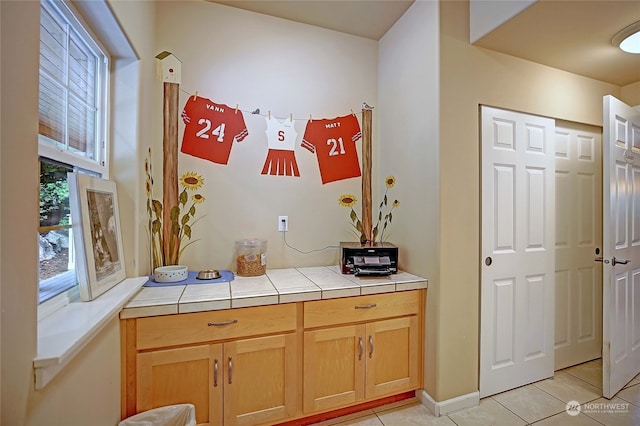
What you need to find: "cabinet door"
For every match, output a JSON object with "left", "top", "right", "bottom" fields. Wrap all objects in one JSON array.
[
  {"left": 224, "top": 333, "right": 297, "bottom": 426},
  {"left": 365, "top": 316, "right": 420, "bottom": 399},
  {"left": 137, "top": 344, "right": 223, "bottom": 426},
  {"left": 303, "top": 324, "right": 365, "bottom": 414}
]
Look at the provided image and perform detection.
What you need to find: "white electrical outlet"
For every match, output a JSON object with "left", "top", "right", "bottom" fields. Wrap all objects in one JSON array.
[{"left": 278, "top": 216, "right": 289, "bottom": 232}]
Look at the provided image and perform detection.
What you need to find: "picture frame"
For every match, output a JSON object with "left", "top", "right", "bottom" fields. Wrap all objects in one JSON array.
[{"left": 69, "top": 173, "right": 126, "bottom": 301}]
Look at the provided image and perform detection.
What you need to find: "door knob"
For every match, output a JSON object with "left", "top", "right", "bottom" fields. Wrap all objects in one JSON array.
[{"left": 485, "top": 257, "right": 492, "bottom": 266}]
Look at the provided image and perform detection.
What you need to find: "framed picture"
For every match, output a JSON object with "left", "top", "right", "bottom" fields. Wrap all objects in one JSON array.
[{"left": 69, "top": 173, "right": 126, "bottom": 301}]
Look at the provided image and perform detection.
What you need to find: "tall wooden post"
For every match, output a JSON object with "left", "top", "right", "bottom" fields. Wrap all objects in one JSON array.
[
  {"left": 361, "top": 107, "right": 373, "bottom": 244},
  {"left": 156, "top": 52, "right": 181, "bottom": 265}
]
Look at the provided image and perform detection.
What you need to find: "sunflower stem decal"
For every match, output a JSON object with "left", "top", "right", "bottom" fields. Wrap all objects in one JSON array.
[
  {"left": 338, "top": 175, "right": 400, "bottom": 244},
  {"left": 145, "top": 148, "right": 206, "bottom": 270}
]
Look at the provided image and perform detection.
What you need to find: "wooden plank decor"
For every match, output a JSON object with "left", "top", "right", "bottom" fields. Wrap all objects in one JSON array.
[
  {"left": 361, "top": 107, "right": 373, "bottom": 243},
  {"left": 162, "top": 82, "right": 179, "bottom": 265},
  {"left": 156, "top": 51, "right": 182, "bottom": 265}
]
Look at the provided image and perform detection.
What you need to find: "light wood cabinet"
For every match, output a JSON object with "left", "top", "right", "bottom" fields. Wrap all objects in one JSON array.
[
  {"left": 123, "top": 304, "right": 299, "bottom": 426},
  {"left": 136, "top": 344, "right": 219, "bottom": 424},
  {"left": 122, "top": 289, "right": 424, "bottom": 425},
  {"left": 302, "top": 290, "right": 423, "bottom": 414}
]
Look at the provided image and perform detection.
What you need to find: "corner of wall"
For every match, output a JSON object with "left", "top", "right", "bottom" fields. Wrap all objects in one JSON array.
[{"left": 417, "top": 388, "right": 479, "bottom": 417}]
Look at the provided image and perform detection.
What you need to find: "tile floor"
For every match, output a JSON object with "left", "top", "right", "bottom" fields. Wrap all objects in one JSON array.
[{"left": 313, "top": 359, "right": 640, "bottom": 425}]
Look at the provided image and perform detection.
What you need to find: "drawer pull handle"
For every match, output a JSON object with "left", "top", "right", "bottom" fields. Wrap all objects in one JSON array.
[
  {"left": 208, "top": 319, "right": 238, "bottom": 326},
  {"left": 228, "top": 356, "right": 233, "bottom": 385},
  {"left": 213, "top": 359, "right": 218, "bottom": 387},
  {"left": 355, "top": 303, "right": 377, "bottom": 310},
  {"left": 358, "top": 336, "right": 363, "bottom": 360},
  {"left": 369, "top": 335, "right": 374, "bottom": 358}
]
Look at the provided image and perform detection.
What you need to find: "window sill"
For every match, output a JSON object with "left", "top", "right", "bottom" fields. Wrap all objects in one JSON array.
[{"left": 34, "top": 276, "right": 146, "bottom": 390}]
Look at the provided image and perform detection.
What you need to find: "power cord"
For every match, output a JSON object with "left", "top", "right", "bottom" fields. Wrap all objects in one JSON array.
[{"left": 281, "top": 229, "right": 340, "bottom": 254}]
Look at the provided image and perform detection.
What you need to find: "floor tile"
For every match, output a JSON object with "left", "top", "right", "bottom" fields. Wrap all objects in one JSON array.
[
  {"left": 376, "top": 402, "right": 457, "bottom": 426},
  {"left": 448, "top": 397, "right": 526, "bottom": 426},
  {"left": 564, "top": 360, "right": 602, "bottom": 389},
  {"left": 530, "top": 411, "right": 603, "bottom": 425},
  {"left": 492, "top": 385, "right": 566, "bottom": 423},
  {"left": 580, "top": 396, "right": 640, "bottom": 426},
  {"left": 623, "top": 373, "right": 640, "bottom": 389},
  {"left": 617, "top": 383, "right": 640, "bottom": 406},
  {"left": 533, "top": 371, "right": 602, "bottom": 404}
]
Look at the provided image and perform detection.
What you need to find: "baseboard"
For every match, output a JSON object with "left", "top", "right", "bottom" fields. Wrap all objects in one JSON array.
[{"left": 417, "top": 389, "right": 479, "bottom": 417}]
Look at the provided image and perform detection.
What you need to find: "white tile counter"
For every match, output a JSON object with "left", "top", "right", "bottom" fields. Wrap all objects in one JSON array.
[{"left": 120, "top": 266, "right": 427, "bottom": 319}]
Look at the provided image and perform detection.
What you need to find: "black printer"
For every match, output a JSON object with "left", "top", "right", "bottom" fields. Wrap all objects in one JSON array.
[{"left": 340, "top": 242, "right": 398, "bottom": 276}]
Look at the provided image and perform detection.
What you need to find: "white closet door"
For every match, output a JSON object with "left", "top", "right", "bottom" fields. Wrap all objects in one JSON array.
[{"left": 480, "top": 106, "right": 555, "bottom": 398}]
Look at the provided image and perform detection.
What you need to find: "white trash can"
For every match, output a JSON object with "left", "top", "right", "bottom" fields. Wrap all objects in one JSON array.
[{"left": 118, "top": 404, "right": 196, "bottom": 426}]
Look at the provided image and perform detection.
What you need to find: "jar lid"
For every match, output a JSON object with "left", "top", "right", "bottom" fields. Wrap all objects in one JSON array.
[{"left": 236, "top": 238, "right": 266, "bottom": 245}]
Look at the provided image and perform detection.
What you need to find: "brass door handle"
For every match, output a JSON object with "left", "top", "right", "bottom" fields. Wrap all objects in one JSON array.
[
  {"left": 213, "top": 358, "right": 218, "bottom": 387},
  {"left": 355, "top": 304, "right": 377, "bottom": 310},
  {"left": 208, "top": 319, "right": 238, "bottom": 326}
]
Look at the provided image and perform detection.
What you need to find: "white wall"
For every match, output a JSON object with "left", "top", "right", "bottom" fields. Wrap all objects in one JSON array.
[
  {"left": 152, "top": 1, "right": 379, "bottom": 273},
  {"left": 1, "top": 2, "right": 40, "bottom": 425},
  {"left": 378, "top": 0, "right": 440, "bottom": 395},
  {"left": 469, "top": 0, "right": 536, "bottom": 43},
  {"left": 0, "top": 1, "right": 156, "bottom": 425}
]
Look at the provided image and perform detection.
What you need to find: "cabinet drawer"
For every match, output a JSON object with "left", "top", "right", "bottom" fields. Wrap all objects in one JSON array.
[
  {"left": 136, "top": 303, "right": 297, "bottom": 350},
  {"left": 304, "top": 290, "right": 420, "bottom": 329}
]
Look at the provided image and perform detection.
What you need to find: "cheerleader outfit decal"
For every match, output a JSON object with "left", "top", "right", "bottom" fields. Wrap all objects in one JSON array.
[
  {"left": 180, "top": 96, "right": 248, "bottom": 165},
  {"left": 301, "top": 113, "right": 362, "bottom": 184},
  {"left": 261, "top": 117, "right": 300, "bottom": 176}
]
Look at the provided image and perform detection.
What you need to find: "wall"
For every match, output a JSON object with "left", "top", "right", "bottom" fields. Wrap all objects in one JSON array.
[
  {"left": 1, "top": 2, "right": 40, "bottom": 425},
  {"left": 0, "top": 1, "right": 156, "bottom": 425},
  {"left": 378, "top": 0, "right": 440, "bottom": 399},
  {"left": 436, "top": 0, "right": 620, "bottom": 402},
  {"left": 621, "top": 80, "right": 640, "bottom": 106},
  {"left": 153, "top": 1, "right": 378, "bottom": 274}
]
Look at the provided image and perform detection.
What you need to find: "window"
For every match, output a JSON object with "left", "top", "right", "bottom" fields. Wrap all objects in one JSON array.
[{"left": 38, "top": 0, "right": 109, "bottom": 305}]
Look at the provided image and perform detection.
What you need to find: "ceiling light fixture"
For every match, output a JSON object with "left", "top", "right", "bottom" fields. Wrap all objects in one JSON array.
[{"left": 612, "top": 20, "right": 640, "bottom": 54}]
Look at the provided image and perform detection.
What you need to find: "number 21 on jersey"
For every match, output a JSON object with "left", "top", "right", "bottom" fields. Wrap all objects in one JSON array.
[
  {"left": 196, "top": 119, "right": 225, "bottom": 142},
  {"left": 327, "top": 137, "right": 345, "bottom": 156}
]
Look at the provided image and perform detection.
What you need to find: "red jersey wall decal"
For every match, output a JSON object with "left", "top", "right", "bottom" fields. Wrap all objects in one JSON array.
[
  {"left": 301, "top": 114, "right": 362, "bottom": 184},
  {"left": 180, "top": 96, "right": 248, "bottom": 165},
  {"left": 261, "top": 116, "right": 300, "bottom": 176}
]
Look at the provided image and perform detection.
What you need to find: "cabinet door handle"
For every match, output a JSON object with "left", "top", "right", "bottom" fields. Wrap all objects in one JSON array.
[
  {"left": 355, "top": 303, "right": 377, "bottom": 310},
  {"left": 208, "top": 319, "right": 238, "bottom": 326},
  {"left": 369, "top": 335, "right": 374, "bottom": 358},
  {"left": 358, "top": 336, "right": 363, "bottom": 360},
  {"left": 228, "top": 356, "right": 233, "bottom": 385},
  {"left": 213, "top": 358, "right": 218, "bottom": 387}
]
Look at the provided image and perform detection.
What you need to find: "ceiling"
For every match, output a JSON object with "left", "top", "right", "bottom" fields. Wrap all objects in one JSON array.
[
  {"left": 208, "top": 0, "right": 414, "bottom": 40},
  {"left": 208, "top": 0, "right": 640, "bottom": 87},
  {"left": 473, "top": 0, "right": 640, "bottom": 87}
]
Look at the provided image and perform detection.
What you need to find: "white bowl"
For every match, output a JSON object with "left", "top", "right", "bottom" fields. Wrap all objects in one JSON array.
[{"left": 154, "top": 265, "right": 188, "bottom": 282}]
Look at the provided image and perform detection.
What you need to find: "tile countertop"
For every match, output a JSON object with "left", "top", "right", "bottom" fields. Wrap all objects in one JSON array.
[{"left": 120, "top": 266, "right": 428, "bottom": 319}]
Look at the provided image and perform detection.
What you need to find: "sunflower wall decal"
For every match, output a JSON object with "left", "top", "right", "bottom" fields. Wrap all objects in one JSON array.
[
  {"left": 338, "top": 175, "right": 400, "bottom": 244},
  {"left": 145, "top": 148, "right": 206, "bottom": 269}
]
